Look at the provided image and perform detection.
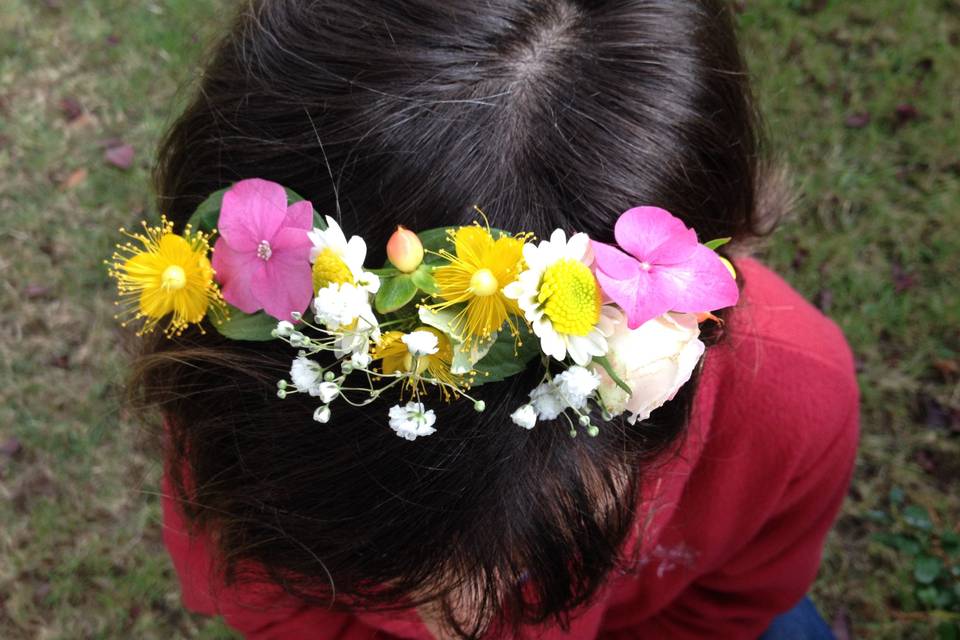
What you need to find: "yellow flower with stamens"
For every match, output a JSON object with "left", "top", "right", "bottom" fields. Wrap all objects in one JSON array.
[
  {"left": 429, "top": 225, "right": 528, "bottom": 346},
  {"left": 372, "top": 327, "right": 461, "bottom": 399},
  {"left": 107, "top": 216, "right": 224, "bottom": 337}
]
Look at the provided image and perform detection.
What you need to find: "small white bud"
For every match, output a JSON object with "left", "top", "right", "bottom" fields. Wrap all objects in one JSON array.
[
  {"left": 578, "top": 414, "right": 591, "bottom": 426},
  {"left": 313, "top": 405, "right": 331, "bottom": 423},
  {"left": 276, "top": 320, "right": 295, "bottom": 337},
  {"left": 277, "top": 380, "right": 288, "bottom": 390},
  {"left": 323, "top": 371, "right": 335, "bottom": 382},
  {"left": 277, "top": 389, "right": 287, "bottom": 399},
  {"left": 290, "top": 311, "right": 302, "bottom": 321},
  {"left": 474, "top": 400, "right": 486, "bottom": 412}
]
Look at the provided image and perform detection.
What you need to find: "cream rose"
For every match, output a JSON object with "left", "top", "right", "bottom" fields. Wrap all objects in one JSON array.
[{"left": 593, "top": 310, "right": 705, "bottom": 424}]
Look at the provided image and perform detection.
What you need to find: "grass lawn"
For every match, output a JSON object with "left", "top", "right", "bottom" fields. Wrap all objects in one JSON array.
[{"left": 0, "top": 1, "right": 957, "bottom": 638}]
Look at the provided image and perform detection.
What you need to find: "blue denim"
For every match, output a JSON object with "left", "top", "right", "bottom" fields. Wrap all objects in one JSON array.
[{"left": 759, "top": 597, "right": 835, "bottom": 640}]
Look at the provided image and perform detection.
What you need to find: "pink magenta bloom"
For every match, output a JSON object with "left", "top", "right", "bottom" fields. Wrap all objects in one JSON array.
[
  {"left": 592, "top": 206, "right": 739, "bottom": 329},
  {"left": 211, "top": 179, "right": 314, "bottom": 321}
]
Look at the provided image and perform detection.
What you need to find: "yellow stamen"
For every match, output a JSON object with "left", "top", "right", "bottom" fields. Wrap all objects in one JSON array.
[
  {"left": 107, "top": 216, "right": 224, "bottom": 337},
  {"left": 538, "top": 258, "right": 601, "bottom": 336},
  {"left": 312, "top": 247, "right": 354, "bottom": 291},
  {"left": 469, "top": 268, "right": 499, "bottom": 296},
  {"left": 162, "top": 265, "right": 187, "bottom": 291}
]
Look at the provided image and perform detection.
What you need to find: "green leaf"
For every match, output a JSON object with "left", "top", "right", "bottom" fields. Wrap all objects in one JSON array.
[
  {"left": 410, "top": 264, "right": 440, "bottom": 294},
  {"left": 873, "top": 532, "right": 922, "bottom": 556},
  {"left": 917, "top": 585, "right": 940, "bottom": 607},
  {"left": 471, "top": 323, "right": 541, "bottom": 386},
  {"left": 186, "top": 187, "right": 228, "bottom": 234},
  {"left": 375, "top": 274, "right": 418, "bottom": 314},
  {"left": 914, "top": 555, "right": 943, "bottom": 585},
  {"left": 593, "top": 355, "right": 632, "bottom": 395},
  {"left": 889, "top": 487, "right": 906, "bottom": 505},
  {"left": 942, "top": 531, "right": 960, "bottom": 558},
  {"left": 903, "top": 505, "right": 934, "bottom": 531},
  {"left": 417, "top": 227, "right": 455, "bottom": 265},
  {"left": 703, "top": 237, "right": 732, "bottom": 251},
  {"left": 936, "top": 621, "right": 959, "bottom": 640},
  {"left": 210, "top": 304, "right": 279, "bottom": 341}
]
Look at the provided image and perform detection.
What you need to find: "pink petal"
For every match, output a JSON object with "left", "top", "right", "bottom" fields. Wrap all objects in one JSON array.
[
  {"left": 284, "top": 200, "right": 314, "bottom": 230},
  {"left": 212, "top": 240, "right": 264, "bottom": 313},
  {"left": 650, "top": 245, "right": 740, "bottom": 314},
  {"left": 592, "top": 241, "right": 640, "bottom": 280},
  {"left": 613, "top": 206, "right": 690, "bottom": 262},
  {"left": 646, "top": 225, "right": 698, "bottom": 265},
  {"left": 217, "top": 179, "right": 289, "bottom": 251},
  {"left": 253, "top": 252, "right": 314, "bottom": 321},
  {"left": 269, "top": 226, "right": 313, "bottom": 253},
  {"left": 595, "top": 269, "right": 674, "bottom": 330}
]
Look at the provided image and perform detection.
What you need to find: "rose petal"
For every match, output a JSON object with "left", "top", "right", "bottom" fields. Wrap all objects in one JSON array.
[
  {"left": 613, "top": 206, "right": 690, "bottom": 262},
  {"left": 218, "top": 179, "right": 289, "bottom": 251}
]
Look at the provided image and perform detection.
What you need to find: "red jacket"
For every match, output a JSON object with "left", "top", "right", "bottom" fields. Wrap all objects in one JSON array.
[{"left": 162, "top": 258, "right": 859, "bottom": 639}]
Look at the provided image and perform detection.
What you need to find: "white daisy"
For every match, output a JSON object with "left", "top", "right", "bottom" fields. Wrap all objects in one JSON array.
[
  {"left": 309, "top": 216, "right": 380, "bottom": 294},
  {"left": 503, "top": 229, "right": 618, "bottom": 366},
  {"left": 388, "top": 402, "right": 437, "bottom": 441}
]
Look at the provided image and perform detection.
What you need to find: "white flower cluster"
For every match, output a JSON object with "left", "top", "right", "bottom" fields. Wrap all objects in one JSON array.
[{"left": 509, "top": 311, "right": 704, "bottom": 434}]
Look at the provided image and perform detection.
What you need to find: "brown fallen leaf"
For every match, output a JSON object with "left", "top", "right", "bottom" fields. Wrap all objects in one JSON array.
[
  {"left": 23, "top": 283, "right": 52, "bottom": 299},
  {"left": 844, "top": 112, "right": 871, "bottom": 129},
  {"left": 59, "top": 96, "right": 83, "bottom": 122},
  {"left": 104, "top": 144, "right": 135, "bottom": 170},
  {"left": 0, "top": 436, "right": 22, "bottom": 458},
  {"left": 61, "top": 167, "right": 88, "bottom": 190}
]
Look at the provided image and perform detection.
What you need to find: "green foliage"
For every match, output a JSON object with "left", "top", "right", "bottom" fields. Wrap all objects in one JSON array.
[
  {"left": 374, "top": 274, "right": 419, "bottom": 314},
  {"left": 871, "top": 490, "right": 960, "bottom": 636},
  {"left": 470, "top": 323, "right": 541, "bottom": 386},
  {"left": 210, "top": 305, "right": 278, "bottom": 341}
]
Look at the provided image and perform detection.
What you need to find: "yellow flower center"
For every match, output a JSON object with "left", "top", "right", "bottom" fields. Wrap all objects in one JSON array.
[
  {"left": 312, "top": 248, "right": 354, "bottom": 291},
  {"left": 538, "top": 258, "right": 601, "bottom": 336},
  {"left": 469, "top": 268, "right": 499, "bottom": 296},
  {"left": 161, "top": 265, "right": 187, "bottom": 291}
]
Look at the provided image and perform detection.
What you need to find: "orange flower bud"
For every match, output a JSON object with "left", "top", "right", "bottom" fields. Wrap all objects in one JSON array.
[{"left": 386, "top": 225, "right": 424, "bottom": 273}]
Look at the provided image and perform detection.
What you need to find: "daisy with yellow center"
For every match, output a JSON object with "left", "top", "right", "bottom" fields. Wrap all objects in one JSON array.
[
  {"left": 308, "top": 216, "right": 380, "bottom": 294},
  {"left": 107, "top": 216, "right": 224, "bottom": 336},
  {"left": 428, "top": 225, "right": 528, "bottom": 347},
  {"left": 503, "top": 229, "right": 618, "bottom": 366},
  {"left": 371, "top": 327, "right": 462, "bottom": 399}
]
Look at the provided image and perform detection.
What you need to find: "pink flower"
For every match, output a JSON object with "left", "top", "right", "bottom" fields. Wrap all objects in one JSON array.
[
  {"left": 211, "top": 179, "right": 314, "bottom": 321},
  {"left": 591, "top": 207, "right": 739, "bottom": 330}
]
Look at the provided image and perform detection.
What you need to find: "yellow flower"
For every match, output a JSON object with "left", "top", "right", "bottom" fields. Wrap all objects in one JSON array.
[
  {"left": 108, "top": 216, "right": 224, "bottom": 336},
  {"left": 372, "top": 327, "right": 461, "bottom": 399},
  {"left": 428, "top": 225, "right": 528, "bottom": 346}
]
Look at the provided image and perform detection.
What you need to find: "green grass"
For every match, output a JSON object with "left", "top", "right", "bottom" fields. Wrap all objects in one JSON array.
[{"left": 0, "top": 1, "right": 957, "bottom": 638}]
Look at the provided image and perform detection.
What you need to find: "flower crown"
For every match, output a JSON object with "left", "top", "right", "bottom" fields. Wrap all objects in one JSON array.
[{"left": 109, "top": 179, "right": 738, "bottom": 439}]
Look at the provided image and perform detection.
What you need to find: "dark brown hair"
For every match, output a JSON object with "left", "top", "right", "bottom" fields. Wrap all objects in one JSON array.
[{"left": 140, "top": 1, "right": 783, "bottom": 637}]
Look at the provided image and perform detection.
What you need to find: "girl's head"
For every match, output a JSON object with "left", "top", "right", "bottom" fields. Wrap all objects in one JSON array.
[{"left": 142, "top": 0, "right": 782, "bottom": 636}]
